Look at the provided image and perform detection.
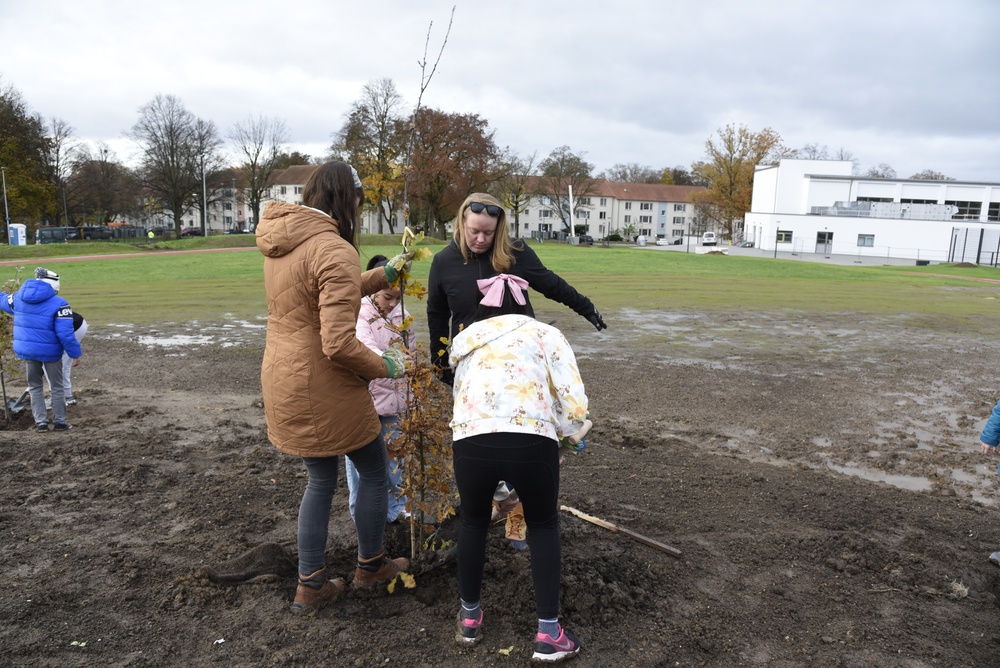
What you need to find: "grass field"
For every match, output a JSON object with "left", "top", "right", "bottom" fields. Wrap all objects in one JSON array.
[{"left": 1, "top": 235, "right": 998, "bottom": 329}]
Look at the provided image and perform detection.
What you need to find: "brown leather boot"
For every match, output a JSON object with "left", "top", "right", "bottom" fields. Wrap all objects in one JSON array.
[
  {"left": 352, "top": 555, "right": 411, "bottom": 589},
  {"left": 290, "top": 571, "right": 345, "bottom": 613}
]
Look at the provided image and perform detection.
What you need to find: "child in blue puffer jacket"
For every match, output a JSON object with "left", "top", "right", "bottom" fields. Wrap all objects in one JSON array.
[{"left": 0, "top": 267, "right": 82, "bottom": 432}]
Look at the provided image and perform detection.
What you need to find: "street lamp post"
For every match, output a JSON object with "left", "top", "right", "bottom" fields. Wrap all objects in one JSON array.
[{"left": 1, "top": 166, "right": 10, "bottom": 242}]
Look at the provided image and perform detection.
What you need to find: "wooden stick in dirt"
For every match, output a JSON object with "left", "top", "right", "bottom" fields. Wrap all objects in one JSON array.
[{"left": 560, "top": 505, "right": 682, "bottom": 558}]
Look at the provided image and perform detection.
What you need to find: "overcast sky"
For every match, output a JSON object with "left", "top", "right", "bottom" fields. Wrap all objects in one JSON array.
[{"left": 2, "top": 0, "right": 998, "bottom": 182}]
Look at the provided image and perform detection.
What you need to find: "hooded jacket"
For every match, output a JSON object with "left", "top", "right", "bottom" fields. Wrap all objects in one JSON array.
[
  {"left": 426, "top": 239, "right": 596, "bottom": 373},
  {"left": 1, "top": 280, "right": 82, "bottom": 362},
  {"left": 256, "top": 201, "right": 391, "bottom": 458},
  {"left": 449, "top": 314, "right": 588, "bottom": 443},
  {"left": 355, "top": 297, "right": 416, "bottom": 417}
]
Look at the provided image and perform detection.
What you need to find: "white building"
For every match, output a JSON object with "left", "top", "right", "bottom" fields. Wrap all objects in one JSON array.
[
  {"left": 519, "top": 181, "right": 706, "bottom": 241},
  {"left": 745, "top": 159, "right": 1000, "bottom": 264}
]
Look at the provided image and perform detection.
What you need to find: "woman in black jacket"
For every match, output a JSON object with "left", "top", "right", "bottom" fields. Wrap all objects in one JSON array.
[{"left": 426, "top": 192, "right": 606, "bottom": 382}]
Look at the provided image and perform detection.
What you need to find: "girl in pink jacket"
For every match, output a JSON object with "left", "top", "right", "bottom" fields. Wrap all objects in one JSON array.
[{"left": 349, "top": 255, "right": 417, "bottom": 523}]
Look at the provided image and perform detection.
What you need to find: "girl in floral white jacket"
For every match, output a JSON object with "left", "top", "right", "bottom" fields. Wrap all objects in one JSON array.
[
  {"left": 449, "top": 273, "right": 588, "bottom": 662},
  {"left": 349, "top": 255, "right": 416, "bottom": 524}
]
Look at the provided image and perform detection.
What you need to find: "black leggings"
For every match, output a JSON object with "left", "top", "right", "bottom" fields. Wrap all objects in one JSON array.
[{"left": 452, "top": 432, "right": 561, "bottom": 619}]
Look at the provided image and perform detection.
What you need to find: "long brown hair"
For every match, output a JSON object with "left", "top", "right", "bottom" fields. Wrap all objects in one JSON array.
[
  {"left": 302, "top": 161, "right": 365, "bottom": 248},
  {"left": 453, "top": 193, "right": 515, "bottom": 272}
]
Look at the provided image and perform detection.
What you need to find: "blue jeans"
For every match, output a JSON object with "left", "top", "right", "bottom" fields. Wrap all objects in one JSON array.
[
  {"left": 345, "top": 416, "right": 408, "bottom": 523},
  {"left": 297, "top": 433, "right": 389, "bottom": 576}
]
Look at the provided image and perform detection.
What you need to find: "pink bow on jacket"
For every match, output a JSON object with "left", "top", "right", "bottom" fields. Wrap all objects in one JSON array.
[{"left": 477, "top": 273, "right": 529, "bottom": 307}]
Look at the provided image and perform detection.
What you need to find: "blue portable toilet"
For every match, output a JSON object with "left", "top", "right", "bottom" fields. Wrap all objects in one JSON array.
[{"left": 9, "top": 223, "right": 27, "bottom": 246}]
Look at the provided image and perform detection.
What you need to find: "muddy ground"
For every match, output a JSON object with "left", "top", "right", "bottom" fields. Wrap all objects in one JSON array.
[{"left": 3, "top": 306, "right": 1000, "bottom": 667}]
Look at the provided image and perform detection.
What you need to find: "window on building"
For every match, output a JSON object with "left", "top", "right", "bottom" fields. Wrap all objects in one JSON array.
[
  {"left": 945, "top": 200, "right": 982, "bottom": 220},
  {"left": 539, "top": 210, "right": 551, "bottom": 218},
  {"left": 524, "top": 209, "right": 530, "bottom": 216},
  {"left": 672, "top": 229, "right": 684, "bottom": 238},
  {"left": 673, "top": 216, "right": 684, "bottom": 225},
  {"left": 856, "top": 196, "right": 892, "bottom": 203},
  {"left": 624, "top": 215, "right": 631, "bottom": 223},
  {"left": 624, "top": 202, "right": 632, "bottom": 210},
  {"left": 901, "top": 198, "right": 937, "bottom": 205},
  {"left": 294, "top": 186, "right": 302, "bottom": 194},
  {"left": 639, "top": 215, "right": 651, "bottom": 223},
  {"left": 224, "top": 202, "right": 232, "bottom": 211},
  {"left": 576, "top": 210, "right": 590, "bottom": 219},
  {"left": 600, "top": 198, "right": 607, "bottom": 206},
  {"left": 280, "top": 186, "right": 287, "bottom": 195},
  {"left": 674, "top": 203, "right": 686, "bottom": 211},
  {"left": 640, "top": 202, "right": 652, "bottom": 210},
  {"left": 857, "top": 234, "right": 875, "bottom": 247},
  {"left": 639, "top": 228, "right": 652, "bottom": 236},
  {"left": 777, "top": 230, "right": 793, "bottom": 243},
  {"left": 598, "top": 211, "right": 607, "bottom": 220},
  {"left": 540, "top": 196, "right": 551, "bottom": 206},
  {"left": 225, "top": 216, "right": 233, "bottom": 225},
  {"left": 988, "top": 202, "right": 1000, "bottom": 222},
  {"left": 578, "top": 197, "right": 591, "bottom": 205}
]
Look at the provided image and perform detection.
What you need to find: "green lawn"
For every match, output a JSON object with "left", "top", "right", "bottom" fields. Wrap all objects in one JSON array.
[{"left": 1, "top": 236, "right": 998, "bottom": 330}]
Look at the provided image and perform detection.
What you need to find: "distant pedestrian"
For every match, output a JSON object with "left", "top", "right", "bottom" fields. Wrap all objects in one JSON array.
[
  {"left": 147, "top": 229, "right": 155, "bottom": 243},
  {"left": 0, "top": 268, "right": 82, "bottom": 432}
]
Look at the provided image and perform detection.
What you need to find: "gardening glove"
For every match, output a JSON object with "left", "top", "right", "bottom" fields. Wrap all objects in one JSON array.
[
  {"left": 560, "top": 419, "right": 593, "bottom": 455},
  {"left": 381, "top": 341, "right": 408, "bottom": 379},
  {"left": 384, "top": 250, "right": 415, "bottom": 285},
  {"left": 585, "top": 308, "right": 607, "bottom": 331}
]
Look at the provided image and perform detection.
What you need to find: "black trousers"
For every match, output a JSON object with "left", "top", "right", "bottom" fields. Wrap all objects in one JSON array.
[{"left": 452, "top": 432, "right": 562, "bottom": 619}]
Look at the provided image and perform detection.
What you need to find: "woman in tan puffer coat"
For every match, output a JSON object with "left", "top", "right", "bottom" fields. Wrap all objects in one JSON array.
[{"left": 256, "top": 161, "right": 411, "bottom": 613}]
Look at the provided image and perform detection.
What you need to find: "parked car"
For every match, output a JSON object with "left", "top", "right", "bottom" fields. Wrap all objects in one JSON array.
[
  {"left": 702, "top": 232, "right": 717, "bottom": 246},
  {"left": 578, "top": 235, "right": 594, "bottom": 246},
  {"left": 180, "top": 227, "right": 205, "bottom": 237},
  {"left": 655, "top": 237, "right": 670, "bottom": 246}
]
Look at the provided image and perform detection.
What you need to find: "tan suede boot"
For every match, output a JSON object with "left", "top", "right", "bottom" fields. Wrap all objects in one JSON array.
[{"left": 352, "top": 555, "right": 411, "bottom": 589}]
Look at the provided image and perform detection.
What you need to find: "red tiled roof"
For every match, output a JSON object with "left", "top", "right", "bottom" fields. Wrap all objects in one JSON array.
[{"left": 269, "top": 165, "right": 320, "bottom": 186}]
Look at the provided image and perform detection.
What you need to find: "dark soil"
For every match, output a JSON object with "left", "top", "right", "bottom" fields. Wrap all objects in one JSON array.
[{"left": 2, "top": 308, "right": 1000, "bottom": 667}]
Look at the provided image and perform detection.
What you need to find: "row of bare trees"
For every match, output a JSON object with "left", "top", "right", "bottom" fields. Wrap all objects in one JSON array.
[{"left": 2, "top": 74, "right": 955, "bottom": 242}]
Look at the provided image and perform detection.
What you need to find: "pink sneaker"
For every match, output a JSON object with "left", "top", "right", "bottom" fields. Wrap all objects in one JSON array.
[
  {"left": 455, "top": 609, "right": 483, "bottom": 644},
  {"left": 531, "top": 626, "right": 581, "bottom": 662}
]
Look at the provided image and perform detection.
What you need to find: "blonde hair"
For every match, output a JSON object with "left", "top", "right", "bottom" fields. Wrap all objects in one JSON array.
[{"left": 453, "top": 193, "right": 516, "bottom": 272}]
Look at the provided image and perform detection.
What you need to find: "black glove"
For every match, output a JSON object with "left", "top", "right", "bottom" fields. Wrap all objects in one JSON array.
[{"left": 585, "top": 308, "right": 607, "bottom": 331}]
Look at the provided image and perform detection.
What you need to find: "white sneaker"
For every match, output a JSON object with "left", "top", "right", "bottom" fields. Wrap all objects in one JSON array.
[{"left": 66, "top": 397, "right": 77, "bottom": 406}]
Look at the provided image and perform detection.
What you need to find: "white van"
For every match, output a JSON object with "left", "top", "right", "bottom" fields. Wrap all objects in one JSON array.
[{"left": 702, "top": 232, "right": 717, "bottom": 246}]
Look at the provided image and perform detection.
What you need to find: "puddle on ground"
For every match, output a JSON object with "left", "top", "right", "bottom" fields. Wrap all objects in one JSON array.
[
  {"left": 104, "top": 318, "right": 267, "bottom": 348},
  {"left": 824, "top": 460, "right": 933, "bottom": 491}
]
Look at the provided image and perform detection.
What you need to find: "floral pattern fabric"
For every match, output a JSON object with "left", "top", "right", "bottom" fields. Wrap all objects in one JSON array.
[{"left": 449, "top": 314, "right": 588, "bottom": 443}]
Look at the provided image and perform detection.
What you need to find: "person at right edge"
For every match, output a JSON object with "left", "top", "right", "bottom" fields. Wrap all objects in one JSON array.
[
  {"left": 256, "top": 160, "right": 413, "bottom": 614},
  {"left": 449, "top": 272, "right": 589, "bottom": 662},
  {"left": 978, "top": 399, "right": 1000, "bottom": 566},
  {"left": 426, "top": 192, "right": 606, "bottom": 385}
]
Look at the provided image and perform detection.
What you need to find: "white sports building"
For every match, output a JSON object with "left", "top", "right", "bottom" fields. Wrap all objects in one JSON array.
[{"left": 744, "top": 159, "right": 1000, "bottom": 264}]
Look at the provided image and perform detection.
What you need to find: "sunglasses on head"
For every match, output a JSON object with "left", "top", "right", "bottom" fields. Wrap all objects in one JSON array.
[{"left": 468, "top": 202, "right": 503, "bottom": 217}]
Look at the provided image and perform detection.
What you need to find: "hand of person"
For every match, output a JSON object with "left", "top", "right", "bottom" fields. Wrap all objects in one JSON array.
[
  {"left": 585, "top": 308, "right": 607, "bottom": 331},
  {"left": 72, "top": 357, "right": 81, "bottom": 367},
  {"left": 381, "top": 341, "right": 409, "bottom": 379},
  {"left": 384, "top": 250, "right": 415, "bottom": 284},
  {"left": 981, "top": 440, "right": 997, "bottom": 455}
]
